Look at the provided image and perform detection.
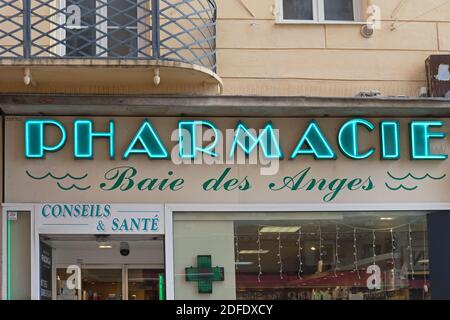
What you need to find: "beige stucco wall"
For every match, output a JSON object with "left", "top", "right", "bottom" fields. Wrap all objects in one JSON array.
[
  {"left": 1, "top": 0, "right": 449, "bottom": 96},
  {"left": 174, "top": 218, "right": 236, "bottom": 300},
  {"left": 217, "top": 0, "right": 450, "bottom": 97}
]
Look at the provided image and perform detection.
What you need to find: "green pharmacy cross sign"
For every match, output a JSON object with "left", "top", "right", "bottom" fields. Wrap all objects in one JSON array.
[{"left": 185, "top": 255, "right": 224, "bottom": 294}]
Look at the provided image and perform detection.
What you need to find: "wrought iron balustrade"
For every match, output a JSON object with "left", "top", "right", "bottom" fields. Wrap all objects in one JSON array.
[{"left": 0, "top": 0, "right": 217, "bottom": 71}]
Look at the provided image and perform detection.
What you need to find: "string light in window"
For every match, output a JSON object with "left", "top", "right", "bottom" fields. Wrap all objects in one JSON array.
[
  {"left": 338, "top": 217, "right": 424, "bottom": 284},
  {"left": 390, "top": 228, "right": 396, "bottom": 267},
  {"left": 353, "top": 228, "right": 361, "bottom": 279},
  {"left": 319, "top": 225, "right": 324, "bottom": 262},
  {"left": 277, "top": 232, "right": 284, "bottom": 280},
  {"left": 408, "top": 224, "right": 415, "bottom": 280},
  {"left": 296, "top": 226, "right": 303, "bottom": 279},
  {"left": 390, "top": 228, "right": 396, "bottom": 288},
  {"left": 422, "top": 226, "right": 428, "bottom": 294},
  {"left": 256, "top": 226, "right": 262, "bottom": 283},
  {"left": 372, "top": 229, "right": 377, "bottom": 266},
  {"left": 334, "top": 224, "right": 340, "bottom": 277}
]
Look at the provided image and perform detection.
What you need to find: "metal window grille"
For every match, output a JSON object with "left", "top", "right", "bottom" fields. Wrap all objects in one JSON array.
[{"left": 0, "top": 0, "right": 217, "bottom": 71}]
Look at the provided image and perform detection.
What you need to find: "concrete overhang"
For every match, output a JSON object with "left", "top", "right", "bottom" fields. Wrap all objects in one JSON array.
[
  {"left": 0, "top": 59, "right": 223, "bottom": 95},
  {"left": 0, "top": 94, "right": 449, "bottom": 118}
]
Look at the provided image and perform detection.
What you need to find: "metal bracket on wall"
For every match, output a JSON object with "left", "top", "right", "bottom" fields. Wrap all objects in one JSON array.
[
  {"left": 153, "top": 68, "right": 161, "bottom": 87},
  {"left": 237, "top": 0, "right": 256, "bottom": 17},
  {"left": 390, "top": 0, "right": 410, "bottom": 20},
  {"left": 390, "top": 0, "right": 450, "bottom": 30},
  {"left": 23, "top": 67, "right": 37, "bottom": 87}
]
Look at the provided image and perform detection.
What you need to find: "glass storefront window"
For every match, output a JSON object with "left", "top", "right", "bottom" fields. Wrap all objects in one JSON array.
[
  {"left": 174, "top": 212, "right": 430, "bottom": 300},
  {"left": 235, "top": 214, "right": 429, "bottom": 300}
]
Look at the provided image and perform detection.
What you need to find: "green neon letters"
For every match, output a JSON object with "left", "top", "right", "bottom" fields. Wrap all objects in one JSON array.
[
  {"left": 230, "top": 122, "right": 283, "bottom": 159},
  {"left": 410, "top": 121, "right": 448, "bottom": 160},
  {"left": 123, "top": 120, "right": 168, "bottom": 159},
  {"left": 23, "top": 118, "right": 449, "bottom": 161},
  {"left": 380, "top": 121, "right": 400, "bottom": 160},
  {"left": 179, "top": 120, "right": 219, "bottom": 159},
  {"left": 291, "top": 121, "right": 336, "bottom": 159},
  {"left": 74, "top": 120, "right": 115, "bottom": 159},
  {"left": 25, "top": 119, "right": 67, "bottom": 158},
  {"left": 338, "top": 119, "right": 375, "bottom": 160}
]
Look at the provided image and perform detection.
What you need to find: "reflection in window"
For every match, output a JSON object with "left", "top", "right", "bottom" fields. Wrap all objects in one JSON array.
[
  {"left": 282, "top": 0, "right": 358, "bottom": 22},
  {"left": 64, "top": 0, "right": 138, "bottom": 57},
  {"left": 107, "top": 0, "right": 138, "bottom": 57},
  {"left": 128, "top": 269, "right": 165, "bottom": 300},
  {"left": 56, "top": 268, "right": 80, "bottom": 300},
  {"left": 324, "top": 0, "right": 354, "bottom": 21},
  {"left": 81, "top": 268, "right": 122, "bottom": 300},
  {"left": 234, "top": 214, "right": 430, "bottom": 300},
  {"left": 283, "top": 0, "right": 314, "bottom": 21},
  {"left": 65, "top": 0, "right": 96, "bottom": 57}
]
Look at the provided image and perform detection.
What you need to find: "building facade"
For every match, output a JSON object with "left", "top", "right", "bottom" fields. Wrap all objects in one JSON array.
[{"left": 1, "top": 0, "right": 450, "bottom": 300}]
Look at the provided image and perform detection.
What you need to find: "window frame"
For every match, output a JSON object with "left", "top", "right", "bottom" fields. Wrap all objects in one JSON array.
[
  {"left": 53, "top": 0, "right": 143, "bottom": 58},
  {"left": 276, "top": 0, "right": 366, "bottom": 25}
]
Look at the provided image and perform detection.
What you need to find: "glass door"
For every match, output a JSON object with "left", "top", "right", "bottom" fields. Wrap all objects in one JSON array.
[
  {"left": 55, "top": 264, "right": 164, "bottom": 300},
  {"left": 81, "top": 266, "right": 123, "bottom": 300},
  {"left": 56, "top": 264, "right": 123, "bottom": 300},
  {"left": 56, "top": 265, "right": 80, "bottom": 300},
  {"left": 126, "top": 265, "right": 165, "bottom": 300}
]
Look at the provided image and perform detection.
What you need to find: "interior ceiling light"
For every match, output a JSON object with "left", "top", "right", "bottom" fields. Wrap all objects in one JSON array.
[
  {"left": 417, "top": 259, "right": 429, "bottom": 264},
  {"left": 235, "top": 261, "right": 254, "bottom": 266},
  {"left": 98, "top": 242, "right": 112, "bottom": 249},
  {"left": 259, "top": 226, "right": 300, "bottom": 233},
  {"left": 238, "top": 249, "right": 269, "bottom": 254}
]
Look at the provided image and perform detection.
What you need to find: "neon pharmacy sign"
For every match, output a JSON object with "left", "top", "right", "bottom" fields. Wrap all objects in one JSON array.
[{"left": 24, "top": 119, "right": 448, "bottom": 160}]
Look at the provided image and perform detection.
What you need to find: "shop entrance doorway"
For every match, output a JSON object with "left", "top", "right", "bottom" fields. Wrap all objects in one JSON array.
[
  {"left": 40, "top": 235, "right": 165, "bottom": 300},
  {"left": 2, "top": 203, "right": 166, "bottom": 300}
]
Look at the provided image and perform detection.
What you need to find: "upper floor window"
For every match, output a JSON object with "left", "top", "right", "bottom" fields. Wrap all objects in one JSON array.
[
  {"left": 278, "top": 0, "right": 364, "bottom": 23},
  {"left": 61, "top": 0, "right": 141, "bottom": 58}
]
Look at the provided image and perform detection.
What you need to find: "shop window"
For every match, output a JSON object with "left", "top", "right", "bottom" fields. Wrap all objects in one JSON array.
[
  {"left": 174, "top": 212, "right": 431, "bottom": 300},
  {"left": 278, "top": 0, "right": 365, "bottom": 23},
  {"left": 234, "top": 214, "right": 429, "bottom": 300}
]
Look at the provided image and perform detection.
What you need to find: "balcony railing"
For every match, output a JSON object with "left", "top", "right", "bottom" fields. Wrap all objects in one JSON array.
[{"left": 0, "top": 0, "right": 217, "bottom": 72}]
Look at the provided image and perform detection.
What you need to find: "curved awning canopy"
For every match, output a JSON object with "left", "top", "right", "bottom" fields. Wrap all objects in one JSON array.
[{"left": 0, "top": 59, "right": 223, "bottom": 95}]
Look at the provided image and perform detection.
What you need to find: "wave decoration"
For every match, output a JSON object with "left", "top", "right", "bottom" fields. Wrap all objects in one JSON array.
[
  {"left": 387, "top": 171, "right": 447, "bottom": 181},
  {"left": 384, "top": 183, "right": 418, "bottom": 191},
  {"left": 26, "top": 171, "right": 88, "bottom": 180},
  {"left": 56, "top": 182, "right": 91, "bottom": 191},
  {"left": 25, "top": 170, "right": 90, "bottom": 191}
]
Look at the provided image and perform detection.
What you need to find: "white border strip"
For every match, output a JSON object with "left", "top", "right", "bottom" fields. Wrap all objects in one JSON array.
[{"left": 167, "top": 202, "right": 450, "bottom": 213}]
